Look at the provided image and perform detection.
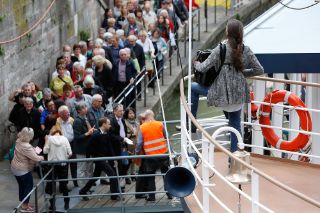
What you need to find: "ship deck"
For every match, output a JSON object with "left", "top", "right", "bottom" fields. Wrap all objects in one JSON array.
[
  {"left": 68, "top": 174, "right": 183, "bottom": 213},
  {"left": 185, "top": 152, "right": 320, "bottom": 212}
]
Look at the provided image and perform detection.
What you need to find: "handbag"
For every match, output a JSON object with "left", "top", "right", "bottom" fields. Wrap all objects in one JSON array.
[
  {"left": 194, "top": 43, "right": 226, "bottom": 87},
  {"left": 121, "top": 148, "right": 129, "bottom": 166},
  {"left": 145, "top": 54, "right": 154, "bottom": 71}
]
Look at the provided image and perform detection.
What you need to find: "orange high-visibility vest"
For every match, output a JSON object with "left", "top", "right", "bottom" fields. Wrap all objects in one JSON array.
[{"left": 140, "top": 121, "right": 167, "bottom": 155}]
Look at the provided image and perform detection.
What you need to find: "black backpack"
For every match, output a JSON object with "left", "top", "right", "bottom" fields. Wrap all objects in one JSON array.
[{"left": 194, "top": 43, "right": 226, "bottom": 87}]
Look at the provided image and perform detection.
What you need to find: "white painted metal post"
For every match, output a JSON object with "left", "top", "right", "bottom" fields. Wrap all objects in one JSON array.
[
  {"left": 251, "top": 171, "right": 260, "bottom": 213},
  {"left": 289, "top": 74, "right": 299, "bottom": 160},
  {"left": 252, "top": 80, "right": 266, "bottom": 154},
  {"left": 181, "top": 100, "right": 187, "bottom": 165},
  {"left": 307, "top": 74, "right": 320, "bottom": 164},
  {"left": 202, "top": 133, "right": 210, "bottom": 213},
  {"left": 271, "top": 73, "right": 284, "bottom": 158}
]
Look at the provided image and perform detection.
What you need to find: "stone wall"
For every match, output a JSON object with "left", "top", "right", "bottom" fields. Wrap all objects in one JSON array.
[{"left": 0, "top": 0, "right": 104, "bottom": 157}]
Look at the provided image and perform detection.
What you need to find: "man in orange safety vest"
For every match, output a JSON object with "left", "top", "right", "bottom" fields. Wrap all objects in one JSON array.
[{"left": 135, "top": 109, "right": 172, "bottom": 201}]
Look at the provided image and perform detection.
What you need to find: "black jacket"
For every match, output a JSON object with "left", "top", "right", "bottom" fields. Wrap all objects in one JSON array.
[
  {"left": 73, "top": 115, "right": 91, "bottom": 155},
  {"left": 102, "top": 46, "right": 114, "bottom": 65},
  {"left": 16, "top": 107, "right": 41, "bottom": 139},
  {"left": 86, "top": 130, "right": 115, "bottom": 158},
  {"left": 108, "top": 115, "right": 127, "bottom": 156},
  {"left": 112, "top": 59, "right": 137, "bottom": 83},
  {"left": 126, "top": 43, "right": 145, "bottom": 69},
  {"left": 95, "top": 63, "right": 114, "bottom": 91}
]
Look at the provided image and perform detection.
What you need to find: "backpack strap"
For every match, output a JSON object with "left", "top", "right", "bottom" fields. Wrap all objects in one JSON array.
[{"left": 218, "top": 42, "right": 227, "bottom": 72}]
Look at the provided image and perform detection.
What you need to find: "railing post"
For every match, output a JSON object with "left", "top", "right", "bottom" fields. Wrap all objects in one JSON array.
[
  {"left": 198, "top": 9, "right": 200, "bottom": 41},
  {"left": 176, "top": 33, "right": 179, "bottom": 66},
  {"left": 181, "top": 100, "right": 187, "bottom": 165},
  {"left": 214, "top": 0, "right": 217, "bottom": 24},
  {"left": 51, "top": 166, "right": 56, "bottom": 213},
  {"left": 205, "top": 0, "right": 208, "bottom": 30},
  {"left": 161, "top": 67, "right": 164, "bottom": 86},
  {"left": 184, "top": 26, "right": 187, "bottom": 57},
  {"left": 251, "top": 171, "right": 260, "bottom": 213},
  {"left": 34, "top": 187, "right": 38, "bottom": 213},
  {"left": 144, "top": 72, "right": 147, "bottom": 107},
  {"left": 202, "top": 133, "right": 210, "bottom": 213}
]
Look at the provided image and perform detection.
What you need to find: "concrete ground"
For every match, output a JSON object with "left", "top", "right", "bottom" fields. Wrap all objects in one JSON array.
[{"left": 0, "top": 0, "right": 275, "bottom": 212}]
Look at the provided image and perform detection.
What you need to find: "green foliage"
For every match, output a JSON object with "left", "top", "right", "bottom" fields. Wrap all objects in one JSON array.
[
  {"left": 0, "top": 46, "right": 4, "bottom": 57},
  {"left": 26, "top": 33, "right": 32, "bottom": 39},
  {"left": 235, "top": 14, "right": 241, "bottom": 21},
  {"left": 79, "top": 30, "right": 90, "bottom": 41},
  {"left": 0, "top": 15, "right": 4, "bottom": 23}
]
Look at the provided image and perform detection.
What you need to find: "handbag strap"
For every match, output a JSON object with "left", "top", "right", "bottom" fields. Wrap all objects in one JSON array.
[{"left": 58, "top": 75, "right": 69, "bottom": 85}]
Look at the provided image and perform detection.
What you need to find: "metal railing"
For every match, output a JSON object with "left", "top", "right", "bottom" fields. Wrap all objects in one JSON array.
[
  {"left": 179, "top": 76, "right": 320, "bottom": 212},
  {"left": 12, "top": 154, "right": 174, "bottom": 213}
]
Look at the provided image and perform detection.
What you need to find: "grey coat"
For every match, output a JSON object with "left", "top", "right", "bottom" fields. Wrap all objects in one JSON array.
[{"left": 194, "top": 42, "right": 264, "bottom": 107}]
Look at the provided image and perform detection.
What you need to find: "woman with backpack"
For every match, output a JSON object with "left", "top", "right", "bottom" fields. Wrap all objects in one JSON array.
[{"left": 193, "top": 19, "right": 264, "bottom": 153}]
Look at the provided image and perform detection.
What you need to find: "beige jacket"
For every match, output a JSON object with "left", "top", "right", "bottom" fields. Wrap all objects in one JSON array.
[{"left": 11, "top": 140, "right": 44, "bottom": 172}]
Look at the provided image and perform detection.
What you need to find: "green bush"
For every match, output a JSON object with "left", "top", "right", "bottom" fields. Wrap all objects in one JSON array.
[{"left": 79, "top": 30, "right": 90, "bottom": 41}]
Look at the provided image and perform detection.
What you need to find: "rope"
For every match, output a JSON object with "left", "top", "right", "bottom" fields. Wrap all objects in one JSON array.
[
  {"left": 276, "top": 0, "right": 319, "bottom": 10},
  {"left": 0, "top": 0, "right": 56, "bottom": 45},
  {"left": 153, "top": 59, "right": 175, "bottom": 167}
]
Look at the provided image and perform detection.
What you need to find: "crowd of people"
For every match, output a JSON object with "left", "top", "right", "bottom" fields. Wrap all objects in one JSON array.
[{"left": 8, "top": 0, "right": 201, "bottom": 212}]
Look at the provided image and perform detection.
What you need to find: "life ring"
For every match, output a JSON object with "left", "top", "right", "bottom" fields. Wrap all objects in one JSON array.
[{"left": 259, "top": 90, "right": 312, "bottom": 151}]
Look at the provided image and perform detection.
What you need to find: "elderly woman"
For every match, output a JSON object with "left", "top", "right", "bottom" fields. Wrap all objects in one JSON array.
[
  {"left": 11, "top": 127, "right": 44, "bottom": 212},
  {"left": 83, "top": 75, "right": 107, "bottom": 107},
  {"left": 50, "top": 64, "right": 74, "bottom": 98},
  {"left": 92, "top": 55, "right": 113, "bottom": 100},
  {"left": 44, "top": 128, "right": 72, "bottom": 210},
  {"left": 71, "top": 62, "right": 85, "bottom": 85}
]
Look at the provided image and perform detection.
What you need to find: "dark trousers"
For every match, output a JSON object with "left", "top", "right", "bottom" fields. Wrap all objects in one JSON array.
[
  {"left": 143, "top": 157, "right": 169, "bottom": 199},
  {"left": 45, "top": 165, "right": 69, "bottom": 205},
  {"left": 223, "top": 109, "right": 242, "bottom": 153},
  {"left": 15, "top": 171, "right": 33, "bottom": 204},
  {"left": 80, "top": 161, "right": 119, "bottom": 197},
  {"left": 135, "top": 161, "right": 147, "bottom": 194},
  {"left": 68, "top": 144, "right": 77, "bottom": 186}
]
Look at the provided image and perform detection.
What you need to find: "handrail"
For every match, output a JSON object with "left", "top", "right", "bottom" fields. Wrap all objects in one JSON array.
[
  {"left": 179, "top": 77, "right": 320, "bottom": 208},
  {"left": 249, "top": 76, "right": 320, "bottom": 88},
  {"left": 11, "top": 167, "right": 53, "bottom": 213}
]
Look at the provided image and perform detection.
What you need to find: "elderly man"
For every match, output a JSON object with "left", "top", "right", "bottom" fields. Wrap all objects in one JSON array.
[
  {"left": 108, "top": 103, "right": 132, "bottom": 185},
  {"left": 87, "top": 94, "right": 105, "bottom": 128},
  {"left": 112, "top": 49, "right": 137, "bottom": 109},
  {"left": 66, "top": 85, "right": 92, "bottom": 118},
  {"left": 143, "top": 1, "right": 158, "bottom": 26},
  {"left": 54, "top": 105, "right": 78, "bottom": 187},
  {"left": 123, "top": 13, "right": 144, "bottom": 36},
  {"left": 135, "top": 109, "right": 172, "bottom": 201},
  {"left": 73, "top": 102, "right": 96, "bottom": 185}
]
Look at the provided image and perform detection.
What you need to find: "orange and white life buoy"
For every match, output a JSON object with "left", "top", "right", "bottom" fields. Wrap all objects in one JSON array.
[{"left": 259, "top": 90, "right": 312, "bottom": 151}]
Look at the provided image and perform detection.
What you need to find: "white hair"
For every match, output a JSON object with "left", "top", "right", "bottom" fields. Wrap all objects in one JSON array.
[
  {"left": 92, "top": 94, "right": 102, "bottom": 101},
  {"left": 58, "top": 105, "right": 69, "bottom": 114},
  {"left": 104, "top": 32, "right": 113, "bottom": 40},
  {"left": 83, "top": 75, "right": 95, "bottom": 87},
  {"left": 119, "top": 49, "right": 127, "bottom": 55},
  {"left": 73, "top": 61, "right": 82, "bottom": 69},
  {"left": 95, "top": 38, "right": 104, "bottom": 47},
  {"left": 127, "top": 35, "right": 137, "bottom": 41},
  {"left": 24, "top": 97, "right": 34, "bottom": 104},
  {"left": 85, "top": 68, "right": 94, "bottom": 75},
  {"left": 124, "top": 47, "right": 131, "bottom": 55},
  {"left": 116, "top": 29, "right": 124, "bottom": 37},
  {"left": 127, "top": 13, "right": 136, "bottom": 19},
  {"left": 98, "top": 48, "right": 105, "bottom": 57},
  {"left": 78, "top": 41, "right": 87, "bottom": 47}
]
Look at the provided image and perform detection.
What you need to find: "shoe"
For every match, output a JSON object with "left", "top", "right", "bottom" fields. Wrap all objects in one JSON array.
[
  {"left": 135, "top": 194, "right": 146, "bottom": 199},
  {"left": 167, "top": 194, "right": 173, "bottom": 200},
  {"left": 100, "top": 179, "right": 110, "bottom": 185},
  {"left": 89, "top": 189, "right": 95, "bottom": 194},
  {"left": 20, "top": 205, "right": 34, "bottom": 212},
  {"left": 73, "top": 181, "right": 79, "bottom": 187},
  {"left": 79, "top": 191, "right": 89, "bottom": 201},
  {"left": 146, "top": 197, "right": 156, "bottom": 202},
  {"left": 125, "top": 177, "right": 132, "bottom": 185},
  {"left": 64, "top": 202, "right": 69, "bottom": 210}
]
